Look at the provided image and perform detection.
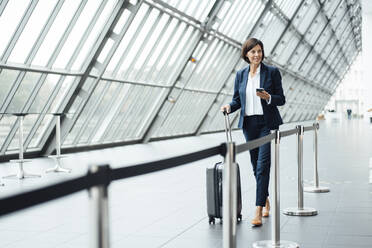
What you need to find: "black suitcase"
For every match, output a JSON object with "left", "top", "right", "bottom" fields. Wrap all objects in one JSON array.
[{"left": 206, "top": 113, "right": 242, "bottom": 224}]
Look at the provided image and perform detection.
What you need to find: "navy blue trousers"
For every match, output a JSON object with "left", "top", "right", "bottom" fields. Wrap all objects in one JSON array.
[{"left": 242, "top": 115, "right": 271, "bottom": 207}]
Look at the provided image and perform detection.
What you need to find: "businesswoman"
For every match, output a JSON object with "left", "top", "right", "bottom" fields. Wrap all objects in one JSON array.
[{"left": 221, "top": 38, "right": 285, "bottom": 226}]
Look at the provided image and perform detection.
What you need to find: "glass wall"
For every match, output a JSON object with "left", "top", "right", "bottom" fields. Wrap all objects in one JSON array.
[{"left": 0, "top": 0, "right": 362, "bottom": 156}]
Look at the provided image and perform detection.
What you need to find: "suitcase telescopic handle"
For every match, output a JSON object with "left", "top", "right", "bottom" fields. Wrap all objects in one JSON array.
[{"left": 223, "top": 111, "right": 233, "bottom": 143}]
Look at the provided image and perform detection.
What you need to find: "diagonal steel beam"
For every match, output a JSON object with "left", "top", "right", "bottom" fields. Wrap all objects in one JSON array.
[
  {"left": 268, "top": 0, "right": 305, "bottom": 60},
  {"left": 43, "top": 0, "right": 141, "bottom": 155},
  {"left": 297, "top": 0, "right": 344, "bottom": 71},
  {"left": 0, "top": 0, "right": 9, "bottom": 16},
  {"left": 278, "top": 0, "right": 340, "bottom": 78},
  {"left": 141, "top": 0, "right": 239, "bottom": 142}
]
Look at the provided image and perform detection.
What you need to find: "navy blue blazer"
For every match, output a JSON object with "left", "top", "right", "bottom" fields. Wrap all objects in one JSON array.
[{"left": 229, "top": 62, "right": 285, "bottom": 130}]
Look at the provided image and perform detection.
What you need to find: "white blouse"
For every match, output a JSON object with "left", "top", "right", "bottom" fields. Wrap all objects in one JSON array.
[{"left": 245, "top": 64, "right": 264, "bottom": 116}]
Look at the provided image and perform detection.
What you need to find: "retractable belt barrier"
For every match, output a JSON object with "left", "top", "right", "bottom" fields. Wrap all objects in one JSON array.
[
  {"left": 0, "top": 144, "right": 223, "bottom": 217},
  {"left": 0, "top": 122, "right": 327, "bottom": 248}
]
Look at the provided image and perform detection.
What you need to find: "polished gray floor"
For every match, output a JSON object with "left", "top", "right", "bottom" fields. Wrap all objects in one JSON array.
[{"left": 0, "top": 117, "right": 372, "bottom": 248}]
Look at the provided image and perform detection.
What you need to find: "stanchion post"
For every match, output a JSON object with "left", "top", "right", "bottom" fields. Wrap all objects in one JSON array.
[
  {"left": 283, "top": 126, "right": 317, "bottom": 216},
  {"left": 253, "top": 130, "right": 299, "bottom": 248},
  {"left": 313, "top": 123, "right": 319, "bottom": 188},
  {"left": 46, "top": 113, "right": 71, "bottom": 173},
  {"left": 273, "top": 129, "right": 280, "bottom": 245},
  {"left": 304, "top": 122, "right": 330, "bottom": 193},
  {"left": 89, "top": 165, "right": 110, "bottom": 248},
  {"left": 298, "top": 125, "right": 304, "bottom": 209},
  {"left": 223, "top": 142, "right": 237, "bottom": 248},
  {"left": 3, "top": 114, "right": 40, "bottom": 180}
]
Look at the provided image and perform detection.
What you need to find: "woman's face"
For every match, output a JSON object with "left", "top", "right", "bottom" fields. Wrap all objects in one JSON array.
[{"left": 246, "top": 44, "right": 263, "bottom": 66}]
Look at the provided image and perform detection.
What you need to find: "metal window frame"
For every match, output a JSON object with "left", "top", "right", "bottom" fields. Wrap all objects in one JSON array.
[
  {"left": 87, "top": 9, "right": 174, "bottom": 143},
  {"left": 306, "top": 7, "right": 351, "bottom": 82},
  {"left": 0, "top": 0, "right": 9, "bottom": 16},
  {"left": 149, "top": 35, "right": 222, "bottom": 137},
  {"left": 268, "top": 0, "right": 304, "bottom": 60},
  {"left": 73, "top": 81, "right": 111, "bottom": 144},
  {"left": 123, "top": 86, "right": 161, "bottom": 138},
  {"left": 99, "top": 84, "right": 139, "bottom": 142},
  {"left": 111, "top": 85, "right": 149, "bottom": 140},
  {"left": 0, "top": 0, "right": 39, "bottom": 61},
  {"left": 143, "top": 20, "right": 184, "bottom": 83},
  {"left": 69, "top": 6, "right": 164, "bottom": 145},
  {"left": 222, "top": 0, "right": 264, "bottom": 41},
  {"left": 279, "top": 1, "right": 333, "bottom": 74},
  {"left": 60, "top": 1, "right": 140, "bottom": 146},
  {"left": 139, "top": 4, "right": 220, "bottom": 142},
  {"left": 153, "top": 22, "right": 190, "bottom": 83},
  {"left": 28, "top": 0, "right": 110, "bottom": 150},
  {"left": 175, "top": 43, "right": 236, "bottom": 134},
  {"left": 268, "top": 0, "right": 354, "bottom": 90},
  {"left": 133, "top": 15, "right": 173, "bottom": 81},
  {"left": 116, "top": 85, "right": 149, "bottom": 139},
  {"left": 187, "top": 39, "right": 223, "bottom": 89},
  {"left": 275, "top": 0, "right": 302, "bottom": 19},
  {"left": 297, "top": 0, "right": 343, "bottom": 71},
  {"left": 43, "top": 0, "right": 141, "bottom": 155},
  {"left": 21, "top": 1, "right": 89, "bottom": 147},
  {"left": 323, "top": 37, "right": 354, "bottom": 89},
  {"left": 107, "top": 8, "right": 157, "bottom": 80},
  {"left": 0, "top": 1, "right": 90, "bottom": 154},
  {"left": 118, "top": 5, "right": 154, "bottom": 79},
  {"left": 203, "top": 44, "right": 238, "bottom": 91},
  {"left": 0, "top": 0, "right": 46, "bottom": 113},
  {"left": 127, "top": 12, "right": 165, "bottom": 80},
  {"left": 252, "top": 1, "right": 333, "bottom": 94},
  {"left": 312, "top": 22, "right": 353, "bottom": 88}
]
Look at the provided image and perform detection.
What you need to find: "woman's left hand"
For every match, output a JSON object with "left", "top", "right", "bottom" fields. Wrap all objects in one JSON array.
[{"left": 256, "top": 90, "right": 271, "bottom": 100}]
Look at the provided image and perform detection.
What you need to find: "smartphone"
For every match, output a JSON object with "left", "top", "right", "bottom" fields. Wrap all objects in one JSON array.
[{"left": 256, "top": 88, "right": 264, "bottom": 92}]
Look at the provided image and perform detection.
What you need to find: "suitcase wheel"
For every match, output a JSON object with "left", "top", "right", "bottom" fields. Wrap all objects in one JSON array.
[
  {"left": 208, "top": 216, "right": 215, "bottom": 225},
  {"left": 208, "top": 215, "right": 241, "bottom": 224},
  {"left": 237, "top": 214, "right": 242, "bottom": 222}
]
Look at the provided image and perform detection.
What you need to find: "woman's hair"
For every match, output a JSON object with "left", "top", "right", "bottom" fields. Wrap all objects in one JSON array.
[{"left": 241, "top": 38, "right": 264, "bottom": 64}]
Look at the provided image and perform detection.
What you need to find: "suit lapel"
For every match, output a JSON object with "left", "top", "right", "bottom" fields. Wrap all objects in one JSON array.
[
  {"left": 260, "top": 63, "right": 266, "bottom": 88},
  {"left": 242, "top": 65, "right": 249, "bottom": 91},
  {"left": 242, "top": 65, "right": 249, "bottom": 109},
  {"left": 241, "top": 65, "right": 249, "bottom": 114}
]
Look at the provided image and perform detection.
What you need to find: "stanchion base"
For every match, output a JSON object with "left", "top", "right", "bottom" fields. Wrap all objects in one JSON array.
[
  {"left": 9, "top": 159, "right": 32, "bottom": 163},
  {"left": 3, "top": 172, "right": 41, "bottom": 180},
  {"left": 3, "top": 160, "right": 41, "bottom": 180},
  {"left": 283, "top": 207, "right": 318, "bottom": 216},
  {"left": 46, "top": 155, "right": 71, "bottom": 173},
  {"left": 253, "top": 240, "right": 299, "bottom": 248},
  {"left": 304, "top": 186, "right": 330, "bottom": 193},
  {"left": 45, "top": 166, "right": 71, "bottom": 173},
  {"left": 48, "top": 155, "right": 67, "bottom": 159}
]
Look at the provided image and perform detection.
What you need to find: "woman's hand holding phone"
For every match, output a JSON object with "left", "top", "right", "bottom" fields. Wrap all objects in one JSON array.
[{"left": 256, "top": 88, "right": 270, "bottom": 100}]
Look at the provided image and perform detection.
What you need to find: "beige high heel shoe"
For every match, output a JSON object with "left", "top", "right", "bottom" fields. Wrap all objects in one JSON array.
[
  {"left": 263, "top": 198, "right": 270, "bottom": 217},
  {"left": 251, "top": 206, "right": 263, "bottom": 226}
]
